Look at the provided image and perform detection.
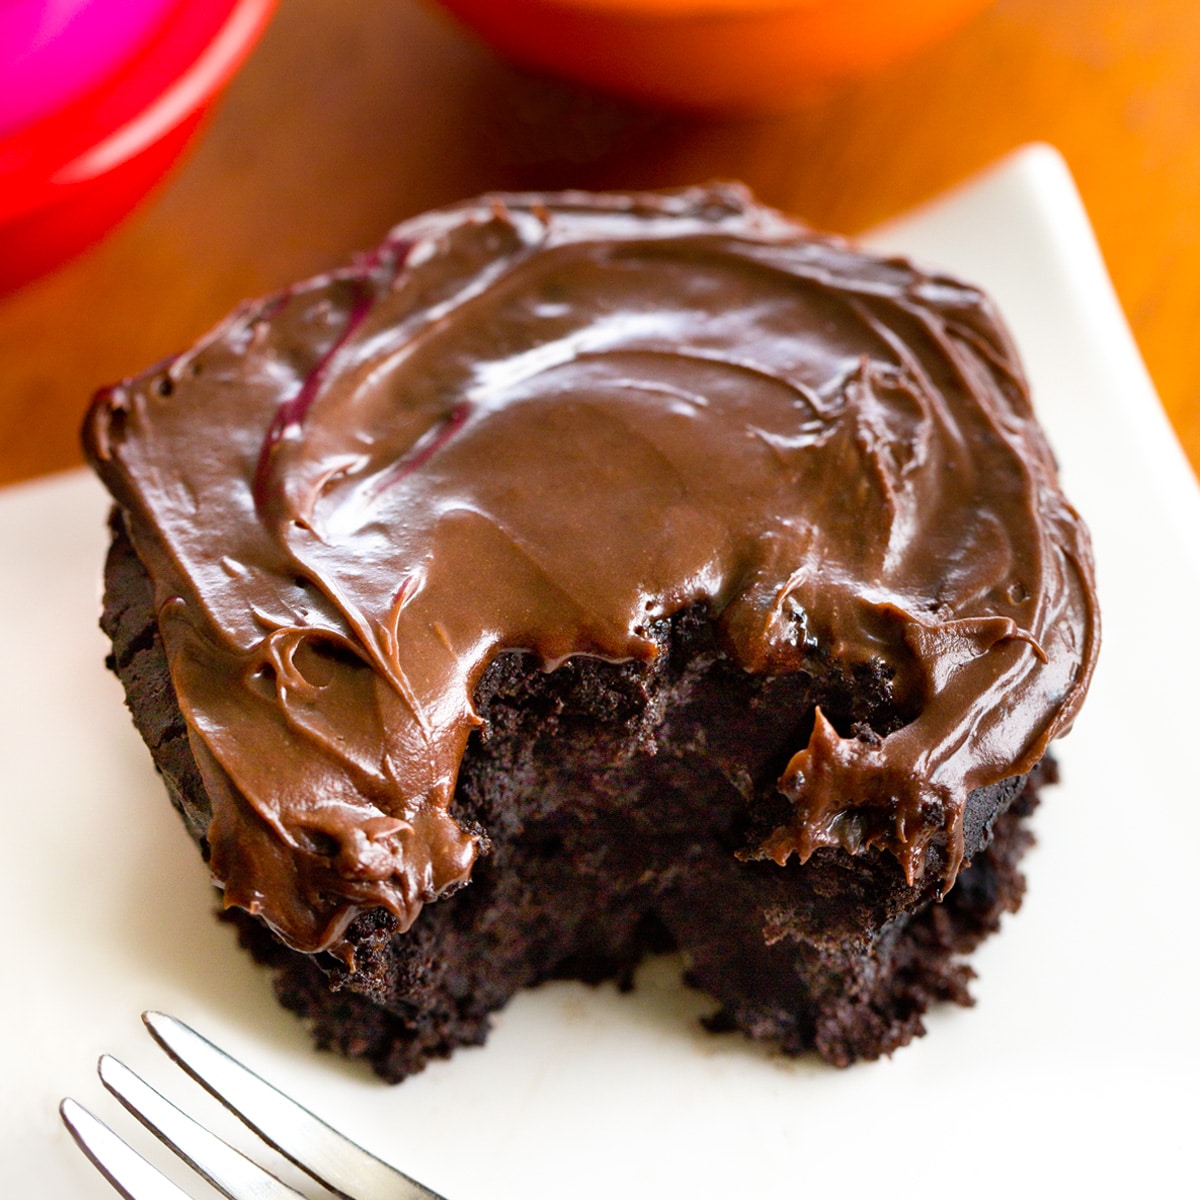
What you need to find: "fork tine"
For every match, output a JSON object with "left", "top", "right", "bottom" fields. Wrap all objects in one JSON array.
[
  {"left": 143, "top": 1012, "right": 446, "bottom": 1200},
  {"left": 97, "top": 1054, "right": 307, "bottom": 1200},
  {"left": 60, "top": 1097, "right": 194, "bottom": 1200}
]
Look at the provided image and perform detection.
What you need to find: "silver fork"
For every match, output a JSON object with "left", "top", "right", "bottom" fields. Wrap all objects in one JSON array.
[{"left": 60, "top": 1011, "right": 448, "bottom": 1200}]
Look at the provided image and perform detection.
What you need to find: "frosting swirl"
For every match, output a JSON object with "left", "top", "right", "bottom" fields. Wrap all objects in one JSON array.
[{"left": 84, "top": 186, "right": 1099, "bottom": 957}]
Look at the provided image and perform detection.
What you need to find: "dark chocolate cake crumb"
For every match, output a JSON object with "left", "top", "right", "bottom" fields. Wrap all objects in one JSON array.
[{"left": 105, "top": 513, "right": 1045, "bottom": 1081}]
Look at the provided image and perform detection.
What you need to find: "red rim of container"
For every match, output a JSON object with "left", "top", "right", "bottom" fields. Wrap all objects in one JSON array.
[{"left": 0, "top": 0, "right": 278, "bottom": 224}]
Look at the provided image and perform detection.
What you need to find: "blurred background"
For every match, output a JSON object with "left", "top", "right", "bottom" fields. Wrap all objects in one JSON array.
[{"left": 1, "top": 0, "right": 1197, "bottom": 487}]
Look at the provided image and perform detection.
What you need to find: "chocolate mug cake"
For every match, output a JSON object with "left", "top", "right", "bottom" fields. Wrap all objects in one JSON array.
[{"left": 85, "top": 185, "right": 1099, "bottom": 1079}]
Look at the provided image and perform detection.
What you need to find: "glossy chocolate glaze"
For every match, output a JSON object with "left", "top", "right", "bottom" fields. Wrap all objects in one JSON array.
[{"left": 84, "top": 186, "right": 1099, "bottom": 958}]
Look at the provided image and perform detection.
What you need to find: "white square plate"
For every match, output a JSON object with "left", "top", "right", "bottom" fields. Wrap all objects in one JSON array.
[{"left": 2, "top": 145, "right": 1197, "bottom": 1198}]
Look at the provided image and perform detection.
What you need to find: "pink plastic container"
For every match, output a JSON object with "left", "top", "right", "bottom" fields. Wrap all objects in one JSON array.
[
  {"left": 0, "top": 0, "right": 277, "bottom": 295},
  {"left": 0, "top": 0, "right": 182, "bottom": 135}
]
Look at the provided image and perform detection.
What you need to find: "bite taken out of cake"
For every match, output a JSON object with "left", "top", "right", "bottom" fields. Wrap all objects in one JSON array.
[{"left": 84, "top": 184, "right": 1099, "bottom": 1081}]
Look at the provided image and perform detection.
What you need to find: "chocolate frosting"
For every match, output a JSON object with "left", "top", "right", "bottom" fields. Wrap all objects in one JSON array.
[{"left": 84, "top": 186, "right": 1099, "bottom": 959}]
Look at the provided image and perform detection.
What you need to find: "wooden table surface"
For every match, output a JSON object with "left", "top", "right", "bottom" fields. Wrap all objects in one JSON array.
[{"left": 2, "top": 0, "right": 1198, "bottom": 488}]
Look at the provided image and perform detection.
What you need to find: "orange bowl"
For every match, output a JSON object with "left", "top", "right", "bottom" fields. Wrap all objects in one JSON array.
[{"left": 434, "top": 0, "right": 992, "bottom": 113}]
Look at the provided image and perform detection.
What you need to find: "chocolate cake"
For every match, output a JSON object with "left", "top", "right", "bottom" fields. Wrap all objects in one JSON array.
[{"left": 85, "top": 185, "right": 1099, "bottom": 1079}]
